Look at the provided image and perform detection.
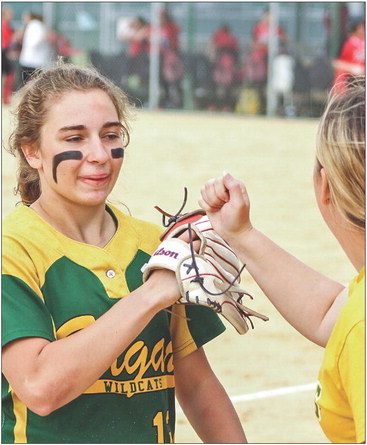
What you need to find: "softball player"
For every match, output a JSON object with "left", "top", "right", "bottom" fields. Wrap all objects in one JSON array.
[
  {"left": 2, "top": 64, "right": 246, "bottom": 444},
  {"left": 199, "top": 76, "right": 365, "bottom": 443}
]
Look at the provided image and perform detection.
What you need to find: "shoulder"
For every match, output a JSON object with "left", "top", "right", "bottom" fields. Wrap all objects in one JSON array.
[
  {"left": 4, "top": 205, "right": 51, "bottom": 235},
  {"left": 349, "top": 35, "right": 365, "bottom": 46},
  {"left": 341, "top": 36, "right": 356, "bottom": 51},
  {"left": 327, "top": 270, "right": 365, "bottom": 354},
  {"left": 27, "top": 20, "right": 46, "bottom": 35},
  {"left": 25, "top": 20, "right": 38, "bottom": 31},
  {"left": 3, "top": 206, "right": 38, "bottom": 238},
  {"left": 3, "top": 206, "right": 64, "bottom": 264},
  {"left": 348, "top": 268, "right": 365, "bottom": 296},
  {"left": 3, "top": 207, "right": 30, "bottom": 259},
  {"left": 344, "top": 269, "right": 365, "bottom": 324},
  {"left": 3, "top": 207, "right": 65, "bottom": 292}
]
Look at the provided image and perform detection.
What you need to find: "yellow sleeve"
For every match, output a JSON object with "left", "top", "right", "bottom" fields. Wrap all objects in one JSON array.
[
  {"left": 170, "top": 304, "right": 225, "bottom": 362},
  {"left": 339, "top": 320, "right": 366, "bottom": 443}
]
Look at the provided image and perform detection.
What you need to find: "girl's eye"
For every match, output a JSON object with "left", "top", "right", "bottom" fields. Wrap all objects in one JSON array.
[
  {"left": 104, "top": 133, "right": 120, "bottom": 140},
  {"left": 66, "top": 136, "right": 83, "bottom": 142}
]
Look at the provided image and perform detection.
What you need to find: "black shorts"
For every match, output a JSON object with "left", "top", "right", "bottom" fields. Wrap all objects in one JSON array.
[{"left": 2, "top": 50, "right": 13, "bottom": 74}]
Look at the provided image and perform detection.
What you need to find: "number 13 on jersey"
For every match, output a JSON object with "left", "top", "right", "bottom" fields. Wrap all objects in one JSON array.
[{"left": 153, "top": 410, "right": 174, "bottom": 443}]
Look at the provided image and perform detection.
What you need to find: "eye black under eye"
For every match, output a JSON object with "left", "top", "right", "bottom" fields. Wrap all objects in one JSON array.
[{"left": 111, "top": 148, "right": 124, "bottom": 159}]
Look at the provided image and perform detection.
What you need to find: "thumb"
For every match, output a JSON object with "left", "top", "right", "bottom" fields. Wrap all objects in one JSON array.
[{"left": 223, "top": 173, "right": 248, "bottom": 206}]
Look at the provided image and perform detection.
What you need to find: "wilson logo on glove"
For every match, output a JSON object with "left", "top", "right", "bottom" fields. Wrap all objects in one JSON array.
[{"left": 153, "top": 247, "right": 179, "bottom": 259}]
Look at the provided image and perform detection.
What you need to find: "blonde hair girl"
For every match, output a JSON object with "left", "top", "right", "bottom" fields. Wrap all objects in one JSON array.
[{"left": 199, "top": 75, "right": 365, "bottom": 443}]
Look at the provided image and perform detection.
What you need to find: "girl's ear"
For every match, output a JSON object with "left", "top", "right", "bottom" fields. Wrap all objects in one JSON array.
[
  {"left": 320, "top": 167, "right": 331, "bottom": 205},
  {"left": 21, "top": 144, "right": 43, "bottom": 170}
]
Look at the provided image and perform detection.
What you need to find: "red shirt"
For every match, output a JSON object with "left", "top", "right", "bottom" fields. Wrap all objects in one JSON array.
[
  {"left": 253, "top": 21, "right": 287, "bottom": 45},
  {"left": 338, "top": 35, "right": 365, "bottom": 65},
  {"left": 2, "top": 19, "right": 13, "bottom": 50},
  {"left": 334, "top": 35, "right": 365, "bottom": 86},
  {"left": 128, "top": 24, "right": 151, "bottom": 57},
  {"left": 212, "top": 29, "right": 238, "bottom": 51},
  {"left": 160, "top": 22, "right": 180, "bottom": 51}
]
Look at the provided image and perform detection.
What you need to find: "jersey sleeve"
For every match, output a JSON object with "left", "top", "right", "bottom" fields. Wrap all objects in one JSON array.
[
  {"left": 2, "top": 235, "right": 55, "bottom": 347},
  {"left": 170, "top": 304, "right": 225, "bottom": 361},
  {"left": 339, "top": 320, "right": 366, "bottom": 443}
]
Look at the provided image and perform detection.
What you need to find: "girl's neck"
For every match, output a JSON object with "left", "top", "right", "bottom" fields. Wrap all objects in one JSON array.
[
  {"left": 337, "top": 224, "right": 365, "bottom": 273},
  {"left": 30, "top": 198, "right": 117, "bottom": 248}
]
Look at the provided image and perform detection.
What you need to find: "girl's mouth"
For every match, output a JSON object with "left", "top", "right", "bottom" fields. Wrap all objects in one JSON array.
[{"left": 80, "top": 174, "right": 109, "bottom": 186}]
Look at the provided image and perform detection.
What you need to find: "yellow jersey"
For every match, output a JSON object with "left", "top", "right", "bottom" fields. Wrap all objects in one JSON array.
[{"left": 315, "top": 268, "right": 365, "bottom": 443}]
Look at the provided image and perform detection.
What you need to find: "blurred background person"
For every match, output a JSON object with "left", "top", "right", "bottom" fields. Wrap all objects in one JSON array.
[
  {"left": 332, "top": 18, "right": 365, "bottom": 90},
  {"left": 48, "top": 28, "right": 80, "bottom": 64},
  {"left": 252, "top": 8, "right": 288, "bottom": 53},
  {"left": 7, "top": 10, "right": 31, "bottom": 92},
  {"left": 271, "top": 43, "right": 295, "bottom": 117},
  {"left": 210, "top": 23, "right": 239, "bottom": 59},
  {"left": 124, "top": 16, "right": 150, "bottom": 61},
  {"left": 2, "top": 6, "right": 15, "bottom": 104},
  {"left": 18, "top": 12, "right": 53, "bottom": 84},
  {"left": 249, "top": 8, "right": 288, "bottom": 114},
  {"left": 160, "top": 8, "right": 180, "bottom": 54},
  {"left": 119, "top": 16, "right": 150, "bottom": 103},
  {"left": 323, "top": 4, "right": 349, "bottom": 59},
  {"left": 208, "top": 24, "right": 240, "bottom": 111},
  {"left": 55, "top": 32, "right": 79, "bottom": 63},
  {"left": 159, "top": 8, "right": 183, "bottom": 108}
]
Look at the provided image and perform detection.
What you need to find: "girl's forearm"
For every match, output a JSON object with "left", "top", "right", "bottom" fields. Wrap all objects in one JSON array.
[
  {"left": 229, "top": 227, "right": 345, "bottom": 346},
  {"left": 3, "top": 273, "right": 177, "bottom": 415},
  {"left": 175, "top": 349, "right": 247, "bottom": 443}
]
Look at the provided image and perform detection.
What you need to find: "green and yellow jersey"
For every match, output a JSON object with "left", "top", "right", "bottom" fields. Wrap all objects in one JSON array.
[
  {"left": 2, "top": 204, "right": 225, "bottom": 444},
  {"left": 315, "top": 268, "right": 365, "bottom": 443}
]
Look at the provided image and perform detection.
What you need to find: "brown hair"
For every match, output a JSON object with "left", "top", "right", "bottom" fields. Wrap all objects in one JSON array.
[
  {"left": 316, "top": 75, "right": 365, "bottom": 230},
  {"left": 7, "top": 62, "right": 133, "bottom": 205}
]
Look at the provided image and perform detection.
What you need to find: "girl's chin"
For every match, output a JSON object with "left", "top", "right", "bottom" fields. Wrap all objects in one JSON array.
[{"left": 73, "top": 192, "right": 111, "bottom": 207}]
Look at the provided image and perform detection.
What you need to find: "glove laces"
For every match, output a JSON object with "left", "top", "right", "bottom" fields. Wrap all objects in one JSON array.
[
  {"left": 154, "top": 187, "right": 188, "bottom": 227},
  {"left": 185, "top": 222, "right": 255, "bottom": 328}
]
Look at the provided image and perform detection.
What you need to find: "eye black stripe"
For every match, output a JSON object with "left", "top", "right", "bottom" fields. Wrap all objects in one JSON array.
[
  {"left": 53, "top": 151, "right": 83, "bottom": 183},
  {"left": 111, "top": 148, "right": 124, "bottom": 159}
]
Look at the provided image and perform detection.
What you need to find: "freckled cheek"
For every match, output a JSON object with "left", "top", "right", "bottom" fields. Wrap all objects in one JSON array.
[
  {"left": 52, "top": 160, "right": 84, "bottom": 184},
  {"left": 112, "top": 157, "right": 124, "bottom": 173}
]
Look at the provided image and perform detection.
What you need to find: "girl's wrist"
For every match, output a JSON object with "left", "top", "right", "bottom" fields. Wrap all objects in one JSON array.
[
  {"left": 224, "top": 224, "right": 255, "bottom": 253},
  {"left": 139, "top": 272, "right": 178, "bottom": 313}
]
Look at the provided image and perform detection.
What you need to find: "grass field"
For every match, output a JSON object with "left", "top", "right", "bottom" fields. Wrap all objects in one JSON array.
[{"left": 2, "top": 105, "right": 354, "bottom": 443}]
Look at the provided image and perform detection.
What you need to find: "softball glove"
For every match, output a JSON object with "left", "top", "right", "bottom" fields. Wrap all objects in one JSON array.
[{"left": 142, "top": 209, "right": 268, "bottom": 334}]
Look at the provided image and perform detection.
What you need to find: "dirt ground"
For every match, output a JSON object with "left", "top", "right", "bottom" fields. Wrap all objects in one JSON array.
[{"left": 2, "top": 106, "right": 355, "bottom": 443}]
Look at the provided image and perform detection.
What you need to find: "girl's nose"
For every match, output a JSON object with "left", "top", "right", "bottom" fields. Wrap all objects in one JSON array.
[{"left": 86, "top": 139, "right": 110, "bottom": 164}]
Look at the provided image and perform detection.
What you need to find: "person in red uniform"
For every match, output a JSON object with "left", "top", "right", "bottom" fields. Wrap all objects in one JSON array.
[
  {"left": 249, "top": 8, "right": 288, "bottom": 114},
  {"left": 209, "top": 24, "right": 240, "bottom": 111},
  {"left": 333, "top": 19, "right": 365, "bottom": 89},
  {"left": 159, "top": 9, "right": 183, "bottom": 108},
  {"left": 2, "top": 6, "right": 15, "bottom": 104},
  {"left": 126, "top": 16, "right": 151, "bottom": 59},
  {"left": 212, "top": 24, "right": 239, "bottom": 55},
  {"left": 160, "top": 8, "right": 180, "bottom": 52},
  {"left": 120, "top": 16, "right": 151, "bottom": 100},
  {"left": 252, "top": 8, "right": 287, "bottom": 58}
]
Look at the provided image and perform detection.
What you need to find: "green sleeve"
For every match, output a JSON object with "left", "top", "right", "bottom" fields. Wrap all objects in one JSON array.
[
  {"left": 185, "top": 305, "right": 226, "bottom": 348},
  {"left": 2, "top": 275, "right": 55, "bottom": 347}
]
